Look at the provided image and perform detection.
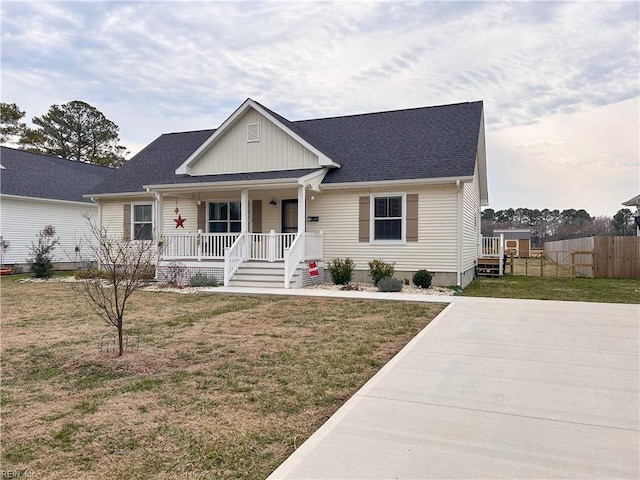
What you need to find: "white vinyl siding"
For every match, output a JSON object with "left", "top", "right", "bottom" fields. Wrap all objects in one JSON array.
[
  {"left": 100, "top": 197, "right": 151, "bottom": 238},
  {"left": 462, "top": 164, "right": 482, "bottom": 270},
  {"left": 158, "top": 190, "right": 298, "bottom": 236},
  {"left": 306, "top": 185, "right": 458, "bottom": 273},
  {"left": 162, "top": 197, "right": 199, "bottom": 233},
  {"left": 0, "top": 196, "right": 98, "bottom": 265},
  {"left": 189, "top": 109, "right": 319, "bottom": 175}
]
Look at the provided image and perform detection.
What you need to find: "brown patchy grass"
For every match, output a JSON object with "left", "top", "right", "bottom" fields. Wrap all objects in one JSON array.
[{"left": 0, "top": 276, "right": 444, "bottom": 479}]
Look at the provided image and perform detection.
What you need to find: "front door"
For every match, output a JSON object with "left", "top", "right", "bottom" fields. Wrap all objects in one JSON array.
[
  {"left": 281, "top": 199, "right": 298, "bottom": 233},
  {"left": 281, "top": 199, "right": 298, "bottom": 250}
]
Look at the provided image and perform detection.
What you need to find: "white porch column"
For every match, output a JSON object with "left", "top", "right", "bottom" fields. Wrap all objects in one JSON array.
[
  {"left": 297, "top": 185, "right": 306, "bottom": 233},
  {"left": 156, "top": 192, "right": 164, "bottom": 238},
  {"left": 241, "top": 189, "right": 249, "bottom": 232}
]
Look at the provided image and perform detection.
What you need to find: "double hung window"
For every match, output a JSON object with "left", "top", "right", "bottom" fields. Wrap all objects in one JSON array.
[
  {"left": 132, "top": 204, "right": 153, "bottom": 240},
  {"left": 209, "top": 201, "right": 241, "bottom": 233},
  {"left": 372, "top": 195, "right": 404, "bottom": 242}
]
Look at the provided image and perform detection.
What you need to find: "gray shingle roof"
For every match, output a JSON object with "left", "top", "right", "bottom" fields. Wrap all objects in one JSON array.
[
  {"left": 0, "top": 147, "right": 115, "bottom": 203},
  {"left": 88, "top": 100, "right": 484, "bottom": 195},
  {"left": 88, "top": 129, "right": 215, "bottom": 195}
]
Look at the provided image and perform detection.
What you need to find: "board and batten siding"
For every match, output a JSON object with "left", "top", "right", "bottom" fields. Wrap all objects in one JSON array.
[
  {"left": 462, "top": 164, "right": 482, "bottom": 271},
  {"left": 0, "top": 196, "right": 98, "bottom": 265},
  {"left": 189, "top": 109, "right": 319, "bottom": 176},
  {"left": 306, "top": 185, "right": 459, "bottom": 273}
]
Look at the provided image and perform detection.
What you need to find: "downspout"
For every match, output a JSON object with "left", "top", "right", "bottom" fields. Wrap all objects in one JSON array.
[
  {"left": 456, "top": 180, "right": 462, "bottom": 288},
  {"left": 90, "top": 197, "right": 101, "bottom": 271},
  {"left": 146, "top": 188, "right": 161, "bottom": 280}
]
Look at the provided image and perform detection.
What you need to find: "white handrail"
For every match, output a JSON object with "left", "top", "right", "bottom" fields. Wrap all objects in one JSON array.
[
  {"left": 224, "top": 232, "right": 247, "bottom": 286},
  {"left": 162, "top": 233, "right": 238, "bottom": 259},
  {"left": 304, "top": 231, "right": 323, "bottom": 260},
  {"left": 481, "top": 235, "right": 505, "bottom": 275},
  {"left": 248, "top": 231, "right": 296, "bottom": 261},
  {"left": 283, "top": 232, "right": 304, "bottom": 289}
]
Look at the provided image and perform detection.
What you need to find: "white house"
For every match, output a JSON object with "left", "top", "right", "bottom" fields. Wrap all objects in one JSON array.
[
  {"left": 86, "top": 99, "right": 489, "bottom": 288},
  {"left": 0, "top": 147, "right": 114, "bottom": 269},
  {"left": 622, "top": 194, "right": 640, "bottom": 236}
]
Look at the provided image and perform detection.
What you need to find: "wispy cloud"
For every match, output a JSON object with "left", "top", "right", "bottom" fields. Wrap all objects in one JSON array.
[{"left": 1, "top": 1, "right": 638, "bottom": 215}]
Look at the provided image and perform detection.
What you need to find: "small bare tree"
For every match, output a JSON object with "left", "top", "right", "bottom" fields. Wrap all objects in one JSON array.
[{"left": 74, "top": 216, "right": 156, "bottom": 356}]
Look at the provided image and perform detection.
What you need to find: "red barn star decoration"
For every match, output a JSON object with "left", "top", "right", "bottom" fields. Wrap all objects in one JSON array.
[{"left": 174, "top": 214, "right": 186, "bottom": 228}]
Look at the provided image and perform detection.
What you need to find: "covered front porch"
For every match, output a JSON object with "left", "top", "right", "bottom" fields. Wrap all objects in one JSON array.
[{"left": 149, "top": 173, "right": 326, "bottom": 288}]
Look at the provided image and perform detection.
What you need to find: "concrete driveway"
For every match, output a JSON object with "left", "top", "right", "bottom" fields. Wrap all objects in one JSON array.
[{"left": 268, "top": 297, "right": 640, "bottom": 479}]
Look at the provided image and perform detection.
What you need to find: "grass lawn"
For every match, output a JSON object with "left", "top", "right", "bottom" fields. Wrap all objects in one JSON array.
[
  {"left": 462, "top": 275, "right": 640, "bottom": 304},
  {"left": 0, "top": 277, "right": 445, "bottom": 479}
]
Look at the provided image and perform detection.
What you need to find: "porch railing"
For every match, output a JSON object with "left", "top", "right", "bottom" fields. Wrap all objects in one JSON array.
[
  {"left": 163, "top": 231, "right": 324, "bottom": 287},
  {"left": 481, "top": 234, "right": 505, "bottom": 276},
  {"left": 481, "top": 234, "right": 504, "bottom": 258},
  {"left": 248, "top": 232, "right": 296, "bottom": 262},
  {"left": 304, "top": 231, "right": 323, "bottom": 260},
  {"left": 224, "top": 232, "right": 247, "bottom": 286},
  {"left": 162, "top": 233, "right": 239, "bottom": 260},
  {"left": 283, "top": 232, "right": 304, "bottom": 289}
]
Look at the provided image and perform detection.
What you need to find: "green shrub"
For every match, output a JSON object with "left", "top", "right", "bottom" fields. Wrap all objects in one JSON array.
[
  {"left": 27, "top": 225, "right": 59, "bottom": 278},
  {"left": 327, "top": 258, "right": 355, "bottom": 285},
  {"left": 75, "top": 269, "right": 106, "bottom": 280},
  {"left": 190, "top": 272, "right": 219, "bottom": 287},
  {"left": 377, "top": 276, "right": 403, "bottom": 292},
  {"left": 412, "top": 269, "right": 432, "bottom": 289},
  {"left": 368, "top": 259, "right": 395, "bottom": 286}
]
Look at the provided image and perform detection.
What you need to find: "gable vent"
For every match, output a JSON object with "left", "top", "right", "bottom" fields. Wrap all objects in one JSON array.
[{"left": 247, "top": 123, "right": 260, "bottom": 142}]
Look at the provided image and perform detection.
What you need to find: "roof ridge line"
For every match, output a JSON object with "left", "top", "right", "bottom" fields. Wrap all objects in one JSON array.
[{"left": 292, "top": 100, "right": 484, "bottom": 124}]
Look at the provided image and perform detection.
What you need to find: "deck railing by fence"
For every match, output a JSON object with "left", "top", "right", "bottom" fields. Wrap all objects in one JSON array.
[{"left": 481, "top": 235, "right": 504, "bottom": 257}]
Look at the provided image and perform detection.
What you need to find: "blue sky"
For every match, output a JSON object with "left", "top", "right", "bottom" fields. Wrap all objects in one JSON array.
[{"left": 1, "top": 0, "right": 638, "bottom": 217}]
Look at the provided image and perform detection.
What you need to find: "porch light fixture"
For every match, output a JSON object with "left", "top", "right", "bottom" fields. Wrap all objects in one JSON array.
[{"left": 269, "top": 198, "right": 277, "bottom": 206}]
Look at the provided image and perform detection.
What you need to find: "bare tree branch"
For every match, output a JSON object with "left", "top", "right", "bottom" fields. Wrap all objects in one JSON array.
[{"left": 73, "top": 215, "right": 155, "bottom": 356}]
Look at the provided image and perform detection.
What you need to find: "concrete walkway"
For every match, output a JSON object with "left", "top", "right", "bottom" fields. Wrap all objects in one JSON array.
[{"left": 252, "top": 292, "right": 640, "bottom": 479}]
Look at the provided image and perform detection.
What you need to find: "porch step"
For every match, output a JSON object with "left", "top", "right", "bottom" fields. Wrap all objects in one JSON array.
[
  {"left": 228, "top": 261, "right": 300, "bottom": 288},
  {"left": 477, "top": 257, "right": 504, "bottom": 277}
]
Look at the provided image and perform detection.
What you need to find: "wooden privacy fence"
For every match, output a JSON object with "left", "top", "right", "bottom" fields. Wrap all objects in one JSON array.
[{"left": 544, "top": 236, "right": 640, "bottom": 278}]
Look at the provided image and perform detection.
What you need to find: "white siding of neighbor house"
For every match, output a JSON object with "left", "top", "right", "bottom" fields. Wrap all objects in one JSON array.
[
  {"left": 0, "top": 196, "right": 98, "bottom": 265},
  {"left": 189, "top": 109, "right": 319, "bottom": 176},
  {"left": 462, "top": 163, "right": 482, "bottom": 271},
  {"left": 306, "top": 185, "right": 459, "bottom": 273}
]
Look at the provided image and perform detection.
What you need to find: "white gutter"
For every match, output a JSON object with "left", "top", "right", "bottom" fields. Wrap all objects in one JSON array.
[
  {"left": 319, "top": 176, "right": 474, "bottom": 190},
  {"left": 143, "top": 177, "right": 300, "bottom": 193},
  {"left": 1, "top": 193, "right": 100, "bottom": 207},
  {"left": 83, "top": 191, "right": 153, "bottom": 199},
  {"left": 456, "top": 179, "right": 463, "bottom": 288}
]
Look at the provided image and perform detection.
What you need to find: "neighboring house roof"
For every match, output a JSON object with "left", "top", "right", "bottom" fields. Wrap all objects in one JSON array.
[
  {"left": 88, "top": 99, "right": 485, "bottom": 195},
  {"left": 622, "top": 194, "right": 640, "bottom": 207},
  {"left": 0, "top": 146, "right": 115, "bottom": 203},
  {"left": 88, "top": 129, "right": 215, "bottom": 195},
  {"left": 493, "top": 228, "right": 531, "bottom": 240}
]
